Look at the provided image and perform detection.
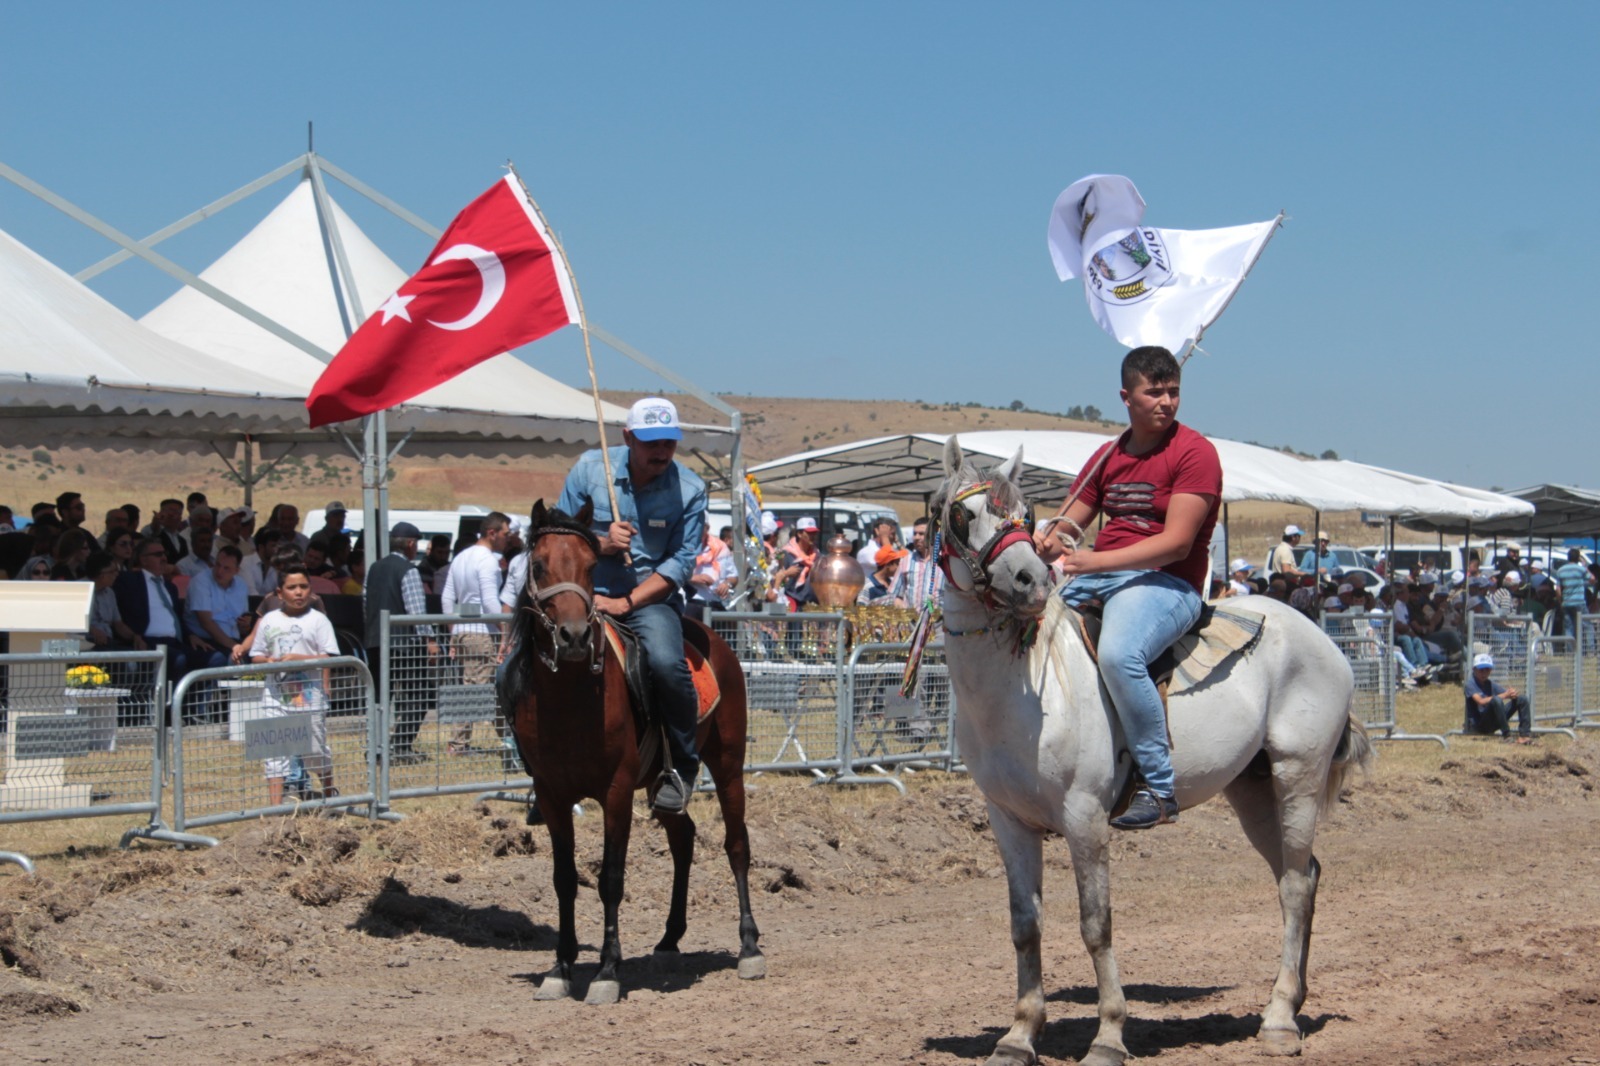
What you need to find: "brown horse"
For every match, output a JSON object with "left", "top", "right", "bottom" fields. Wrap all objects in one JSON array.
[{"left": 504, "top": 499, "right": 765, "bottom": 1004}]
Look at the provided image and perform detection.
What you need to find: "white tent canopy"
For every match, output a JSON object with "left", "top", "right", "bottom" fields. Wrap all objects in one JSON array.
[
  {"left": 0, "top": 225, "right": 314, "bottom": 453},
  {"left": 749, "top": 430, "right": 1531, "bottom": 522},
  {"left": 136, "top": 177, "right": 658, "bottom": 455}
]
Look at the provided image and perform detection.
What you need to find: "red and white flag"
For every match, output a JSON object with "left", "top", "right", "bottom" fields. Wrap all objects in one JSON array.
[{"left": 307, "top": 175, "right": 580, "bottom": 426}]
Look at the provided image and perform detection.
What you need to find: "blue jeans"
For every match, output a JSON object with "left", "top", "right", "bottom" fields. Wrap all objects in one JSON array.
[
  {"left": 624, "top": 601, "right": 699, "bottom": 778},
  {"left": 1396, "top": 633, "right": 1430, "bottom": 668},
  {"left": 1060, "top": 570, "right": 1200, "bottom": 798}
]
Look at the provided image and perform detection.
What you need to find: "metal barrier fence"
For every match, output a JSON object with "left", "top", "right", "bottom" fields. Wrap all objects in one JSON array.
[
  {"left": 1579, "top": 615, "right": 1600, "bottom": 729},
  {"left": 1320, "top": 612, "right": 1446, "bottom": 746},
  {"left": 167, "top": 657, "right": 379, "bottom": 833},
  {"left": 710, "top": 611, "right": 848, "bottom": 777},
  {"left": 838, "top": 641, "right": 956, "bottom": 788},
  {"left": 1459, "top": 612, "right": 1578, "bottom": 741},
  {"left": 380, "top": 612, "right": 531, "bottom": 811},
  {"left": 0, "top": 651, "right": 202, "bottom": 862}
]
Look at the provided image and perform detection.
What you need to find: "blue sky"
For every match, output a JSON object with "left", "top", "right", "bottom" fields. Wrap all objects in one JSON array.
[{"left": 3, "top": 2, "right": 1596, "bottom": 491}]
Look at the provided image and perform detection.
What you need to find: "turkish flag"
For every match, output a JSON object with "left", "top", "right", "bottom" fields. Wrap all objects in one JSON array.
[{"left": 306, "top": 175, "right": 580, "bottom": 426}]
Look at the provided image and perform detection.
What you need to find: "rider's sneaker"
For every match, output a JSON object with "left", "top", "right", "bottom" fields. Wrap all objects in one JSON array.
[
  {"left": 1110, "top": 788, "right": 1179, "bottom": 830},
  {"left": 651, "top": 769, "right": 691, "bottom": 814}
]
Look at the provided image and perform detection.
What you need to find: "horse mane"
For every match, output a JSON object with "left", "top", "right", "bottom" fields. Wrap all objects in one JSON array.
[{"left": 505, "top": 505, "right": 601, "bottom": 711}]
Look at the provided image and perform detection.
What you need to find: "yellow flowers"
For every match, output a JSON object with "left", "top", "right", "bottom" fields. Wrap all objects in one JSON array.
[{"left": 65, "top": 665, "right": 110, "bottom": 689}]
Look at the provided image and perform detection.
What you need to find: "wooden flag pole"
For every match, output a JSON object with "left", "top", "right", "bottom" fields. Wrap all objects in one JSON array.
[{"left": 507, "top": 163, "right": 628, "bottom": 557}]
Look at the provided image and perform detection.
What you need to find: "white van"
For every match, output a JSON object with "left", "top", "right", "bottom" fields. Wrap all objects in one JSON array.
[
  {"left": 336, "top": 505, "right": 494, "bottom": 550},
  {"left": 707, "top": 497, "right": 901, "bottom": 549}
]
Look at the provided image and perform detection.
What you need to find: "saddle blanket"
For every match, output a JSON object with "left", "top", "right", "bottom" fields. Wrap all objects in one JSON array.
[
  {"left": 1068, "top": 600, "right": 1265, "bottom": 694},
  {"left": 601, "top": 620, "right": 721, "bottom": 724}
]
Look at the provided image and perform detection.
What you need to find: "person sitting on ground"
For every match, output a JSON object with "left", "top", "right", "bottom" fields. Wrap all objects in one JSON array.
[
  {"left": 1034, "top": 345, "right": 1221, "bottom": 831},
  {"left": 1464, "top": 653, "right": 1532, "bottom": 743},
  {"left": 250, "top": 563, "right": 342, "bottom": 803},
  {"left": 859, "top": 545, "right": 907, "bottom": 604}
]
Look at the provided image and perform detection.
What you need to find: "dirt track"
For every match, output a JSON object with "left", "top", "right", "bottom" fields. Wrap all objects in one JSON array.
[{"left": 3, "top": 740, "right": 1599, "bottom": 1066}]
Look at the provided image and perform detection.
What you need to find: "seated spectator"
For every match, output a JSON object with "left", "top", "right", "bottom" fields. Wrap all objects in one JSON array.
[
  {"left": 324, "top": 532, "right": 354, "bottom": 579},
  {"left": 314, "top": 501, "right": 348, "bottom": 544},
  {"left": 178, "top": 525, "right": 220, "bottom": 579},
  {"left": 85, "top": 551, "right": 137, "bottom": 649},
  {"left": 50, "top": 528, "right": 95, "bottom": 580},
  {"left": 859, "top": 546, "right": 907, "bottom": 604},
  {"left": 1226, "top": 558, "right": 1256, "bottom": 597},
  {"left": 0, "top": 503, "right": 14, "bottom": 533},
  {"left": 101, "top": 507, "right": 131, "bottom": 547},
  {"left": 181, "top": 505, "right": 217, "bottom": 553},
  {"left": 1464, "top": 653, "right": 1532, "bottom": 743},
  {"left": 1288, "top": 573, "right": 1320, "bottom": 619},
  {"left": 55, "top": 491, "right": 87, "bottom": 530},
  {"left": 340, "top": 553, "right": 365, "bottom": 597},
  {"left": 242, "top": 527, "right": 283, "bottom": 596},
  {"left": 1265, "top": 576, "right": 1290, "bottom": 603},
  {"left": 268, "top": 502, "right": 311, "bottom": 553},
  {"left": 113, "top": 536, "right": 213, "bottom": 685},
  {"left": 184, "top": 545, "right": 252, "bottom": 660},
  {"left": 143, "top": 497, "right": 189, "bottom": 564},
  {"left": 304, "top": 537, "right": 336, "bottom": 579},
  {"left": 31, "top": 501, "right": 58, "bottom": 524}
]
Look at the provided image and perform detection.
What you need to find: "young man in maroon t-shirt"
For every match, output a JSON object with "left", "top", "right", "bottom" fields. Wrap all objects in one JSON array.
[{"left": 1035, "top": 346, "right": 1222, "bottom": 829}]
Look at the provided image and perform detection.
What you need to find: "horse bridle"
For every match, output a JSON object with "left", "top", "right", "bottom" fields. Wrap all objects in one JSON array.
[
  {"left": 524, "top": 526, "right": 605, "bottom": 675},
  {"left": 937, "top": 481, "right": 1035, "bottom": 608}
]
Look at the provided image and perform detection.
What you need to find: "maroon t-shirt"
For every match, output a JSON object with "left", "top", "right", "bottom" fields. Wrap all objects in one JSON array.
[{"left": 1071, "top": 423, "right": 1223, "bottom": 595}]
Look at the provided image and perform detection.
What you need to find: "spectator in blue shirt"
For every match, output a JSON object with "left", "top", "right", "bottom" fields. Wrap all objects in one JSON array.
[
  {"left": 184, "top": 545, "right": 252, "bottom": 661},
  {"left": 1298, "top": 535, "right": 1339, "bottom": 577},
  {"left": 1554, "top": 548, "right": 1591, "bottom": 641},
  {"left": 558, "top": 397, "right": 706, "bottom": 814},
  {"left": 1464, "top": 653, "right": 1532, "bottom": 744}
]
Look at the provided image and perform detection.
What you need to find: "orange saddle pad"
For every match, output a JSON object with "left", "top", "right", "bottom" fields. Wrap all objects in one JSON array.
[{"left": 602, "top": 622, "right": 721, "bottom": 723}]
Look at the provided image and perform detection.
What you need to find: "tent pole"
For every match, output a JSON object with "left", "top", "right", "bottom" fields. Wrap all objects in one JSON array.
[
  {"left": 306, "top": 154, "right": 385, "bottom": 561},
  {"left": 1222, "top": 503, "right": 1230, "bottom": 583}
]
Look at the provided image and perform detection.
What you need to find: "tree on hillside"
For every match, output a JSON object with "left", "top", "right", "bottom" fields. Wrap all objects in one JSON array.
[
  {"left": 1083, "top": 405, "right": 1102, "bottom": 422},
  {"left": 1066, "top": 405, "right": 1085, "bottom": 420},
  {"left": 1009, "top": 400, "right": 1025, "bottom": 411},
  {"left": 1320, "top": 449, "right": 1339, "bottom": 460}
]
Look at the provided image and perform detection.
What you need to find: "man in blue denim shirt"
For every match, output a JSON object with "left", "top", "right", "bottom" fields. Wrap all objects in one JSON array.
[{"left": 558, "top": 397, "right": 707, "bottom": 812}]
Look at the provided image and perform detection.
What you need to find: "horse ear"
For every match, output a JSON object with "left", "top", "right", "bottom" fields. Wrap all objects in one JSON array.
[
  {"left": 576, "top": 500, "right": 594, "bottom": 528},
  {"left": 996, "top": 445, "right": 1024, "bottom": 483},
  {"left": 530, "top": 500, "right": 547, "bottom": 529},
  {"left": 942, "top": 435, "right": 965, "bottom": 480}
]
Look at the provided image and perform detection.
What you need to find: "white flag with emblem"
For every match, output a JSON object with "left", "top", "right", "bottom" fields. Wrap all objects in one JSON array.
[{"left": 1047, "top": 174, "right": 1280, "bottom": 352}]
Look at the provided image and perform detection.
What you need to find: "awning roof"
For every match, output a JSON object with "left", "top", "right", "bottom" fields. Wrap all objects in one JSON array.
[
  {"left": 748, "top": 430, "right": 1533, "bottom": 520},
  {"left": 1403, "top": 483, "right": 1600, "bottom": 538}
]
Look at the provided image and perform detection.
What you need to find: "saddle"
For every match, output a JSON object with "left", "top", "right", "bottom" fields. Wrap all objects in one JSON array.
[
  {"left": 1064, "top": 599, "right": 1266, "bottom": 816},
  {"left": 601, "top": 617, "right": 721, "bottom": 782}
]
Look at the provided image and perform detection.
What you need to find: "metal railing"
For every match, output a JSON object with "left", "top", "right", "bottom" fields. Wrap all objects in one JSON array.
[
  {"left": 1319, "top": 611, "right": 1446, "bottom": 746},
  {"left": 835, "top": 641, "right": 956, "bottom": 792},
  {"left": 710, "top": 611, "right": 848, "bottom": 779},
  {"left": 162, "top": 657, "right": 379, "bottom": 834},
  {"left": 379, "top": 612, "right": 530, "bottom": 813}
]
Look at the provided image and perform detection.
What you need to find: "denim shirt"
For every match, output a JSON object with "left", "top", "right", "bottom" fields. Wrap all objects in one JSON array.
[{"left": 558, "top": 446, "right": 706, "bottom": 597}]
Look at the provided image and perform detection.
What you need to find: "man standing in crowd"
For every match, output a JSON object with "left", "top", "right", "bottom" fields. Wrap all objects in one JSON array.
[
  {"left": 856, "top": 516, "right": 899, "bottom": 575},
  {"left": 364, "top": 521, "right": 439, "bottom": 764},
  {"left": 418, "top": 534, "right": 452, "bottom": 594},
  {"left": 441, "top": 511, "right": 510, "bottom": 755},
  {"left": 1556, "top": 548, "right": 1591, "bottom": 642},
  {"left": 891, "top": 516, "right": 945, "bottom": 609},
  {"left": 558, "top": 396, "right": 706, "bottom": 813},
  {"left": 1268, "top": 525, "right": 1306, "bottom": 577},
  {"left": 56, "top": 491, "right": 87, "bottom": 530},
  {"left": 1299, "top": 534, "right": 1337, "bottom": 578}
]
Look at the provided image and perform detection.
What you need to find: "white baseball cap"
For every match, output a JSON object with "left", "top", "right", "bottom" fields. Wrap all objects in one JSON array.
[
  {"left": 1504, "top": 570, "right": 1523, "bottom": 585},
  {"left": 795, "top": 516, "right": 819, "bottom": 532},
  {"left": 626, "top": 397, "right": 682, "bottom": 441},
  {"left": 1284, "top": 524, "right": 1304, "bottom": 536},
  {"left": 1230, "top": 558, "right": 1255, "bottom": 573},
  {"left": 759, "top": 511, "right": 779, "bottom": 536},
  {"left": 1337, "top": 583, "right": 1354, "bottom": 594},
  {"left": 1472, "top": 653, "right": 1494, "bottom": 670}
]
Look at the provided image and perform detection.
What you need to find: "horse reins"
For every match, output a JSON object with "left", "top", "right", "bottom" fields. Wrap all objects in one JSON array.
[{"left": 524, "top": 526, "right": 605, "bottom": 675}]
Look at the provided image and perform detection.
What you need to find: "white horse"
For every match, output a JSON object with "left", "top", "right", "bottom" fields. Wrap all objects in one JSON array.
[{"left": 935, "top": 438, "right": 1371, "bottom": 1066}]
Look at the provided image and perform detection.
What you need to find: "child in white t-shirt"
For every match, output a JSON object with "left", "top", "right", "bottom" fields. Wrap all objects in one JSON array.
[{"left": 250, "top": 564, "right": 340, "bottom": 804}]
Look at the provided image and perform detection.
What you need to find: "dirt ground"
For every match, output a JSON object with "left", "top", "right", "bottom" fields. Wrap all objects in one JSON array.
[{"left": 3, "top": 734, "right": 1599, "bottom": 1066}]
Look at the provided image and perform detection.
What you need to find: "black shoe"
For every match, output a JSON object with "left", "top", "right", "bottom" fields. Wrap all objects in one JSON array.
[
  {"left": 1110, "top": 788, "right": 1179, "bottom": 830},
  {"left": 651, "top": 769, "right": 691, "bottom": 814}
]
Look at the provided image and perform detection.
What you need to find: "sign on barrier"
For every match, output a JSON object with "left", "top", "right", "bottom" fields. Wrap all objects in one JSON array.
[{"left": 169, "top": 656, "right": 377, "bottom": 832}]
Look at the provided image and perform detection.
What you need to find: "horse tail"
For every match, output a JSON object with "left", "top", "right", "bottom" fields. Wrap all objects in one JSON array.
[{"left": 1322, "top": 708, "right": 1375, "bottom": 812}]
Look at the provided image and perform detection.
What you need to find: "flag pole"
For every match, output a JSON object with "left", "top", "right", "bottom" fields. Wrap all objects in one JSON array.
[{"left": 506, "top": 163, "right": 628, "bottom": 549}]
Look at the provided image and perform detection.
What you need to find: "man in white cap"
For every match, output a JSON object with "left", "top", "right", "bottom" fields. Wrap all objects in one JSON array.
[
  {"left": 558, "top": 396, "right": 706, "bottom": 813},
  {"left": 1227, "top": 558, "right": 1256, "bottom": 597},
  {"left": 1267, "top": 525, "right": 1306, "bottom": 578},
  {"left": 1464, "top": 653, "right": 1532, "bottom": 743},
  {"left": 781, "top": 516, "right": 821, "bottom": 604}
]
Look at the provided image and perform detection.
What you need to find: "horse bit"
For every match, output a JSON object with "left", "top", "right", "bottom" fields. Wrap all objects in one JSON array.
[{"left": 524, "top": 526, "right": 605, "bottom": 675}]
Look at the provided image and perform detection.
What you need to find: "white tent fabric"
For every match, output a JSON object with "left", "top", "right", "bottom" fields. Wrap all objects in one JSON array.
[
  {"left": 748, "top": 430, "right": 1528, "bottom": 520},
  {"left": 0, "top": 226, "right": 314, "bottom": 453},
  {"left": 138, "top": 179, "right": 644, "bottom": 450}
]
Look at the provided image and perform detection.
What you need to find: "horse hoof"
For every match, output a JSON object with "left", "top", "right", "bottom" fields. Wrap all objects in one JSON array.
[
  {"left": 584, "top": 979, "right": 622, "bottom": 1005},
  {"left": 982, "top": 1045, "right": 1036, "bottom": 1066},
  {"left": 737, "top": 953, "right": 768, "bottom": 980},
  {"left": 1258, "top": 1027, "right": 1303, "bottom": 1056},
  {"left": 533, "top": 976, "right": 571, "bottom": 1001},
  {"left": 1079, "top": 1045, "right": 1127, "bottom": 1066}
]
